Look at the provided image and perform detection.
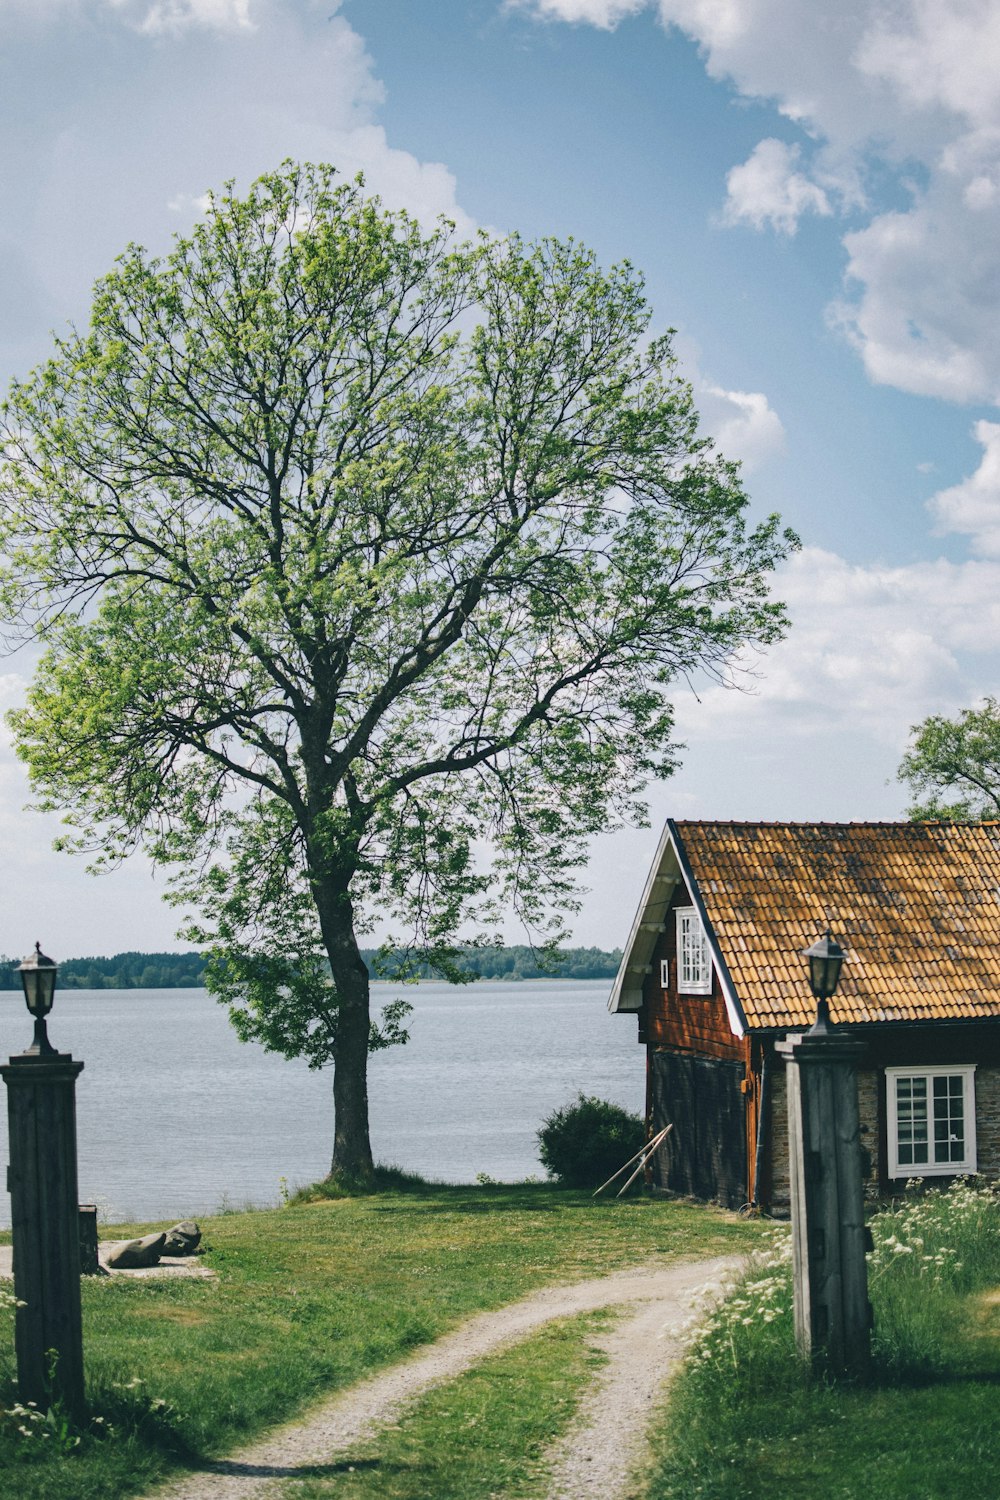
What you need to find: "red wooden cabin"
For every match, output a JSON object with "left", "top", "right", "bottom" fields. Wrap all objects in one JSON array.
[{"left": 610, "top": 820, "right": 1000, "bottom": 1211}]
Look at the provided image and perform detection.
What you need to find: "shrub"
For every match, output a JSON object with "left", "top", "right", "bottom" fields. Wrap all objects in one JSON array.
[{"left": 537, "top": 1094, "right": 645, "bottom": 1188}]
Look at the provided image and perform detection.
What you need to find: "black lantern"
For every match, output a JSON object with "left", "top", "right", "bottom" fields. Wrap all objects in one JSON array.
[
  {"left": 801, "top": 931, "right": 847, "bottom": 1033},
  {"left": 17, "top": 942, "right": 59, "bottom": 1054}
]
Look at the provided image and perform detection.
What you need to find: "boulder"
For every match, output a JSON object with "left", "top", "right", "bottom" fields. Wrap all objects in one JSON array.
[
  {"left": 161, "top": 1220, "right": 201, "bottom": 1256},
  {"left": 105, "top": 1232, "right": 166, "bottom": 1269}
]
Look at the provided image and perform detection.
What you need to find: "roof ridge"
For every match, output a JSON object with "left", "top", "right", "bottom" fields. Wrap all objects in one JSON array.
[{"left": 671, "top": 819, "right": 1000, "bottom": 829}]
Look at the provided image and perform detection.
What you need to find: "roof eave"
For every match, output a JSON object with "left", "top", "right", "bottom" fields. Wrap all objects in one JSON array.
[
  {"left": 608, "top": 821, "right": 681, "bottom": 1013},
  {"left": 667, "top": 819, "right": 749, "bottom": 1039}
]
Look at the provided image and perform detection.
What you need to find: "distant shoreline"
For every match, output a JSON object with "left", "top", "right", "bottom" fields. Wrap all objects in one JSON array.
[{"left": 0, "top": 945, "right": 623, "bottom": 991}]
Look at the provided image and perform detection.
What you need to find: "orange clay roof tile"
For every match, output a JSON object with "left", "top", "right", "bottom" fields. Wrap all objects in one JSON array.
[{"left": 673, "top": 821, "right": 1000, "bottom": 1031}]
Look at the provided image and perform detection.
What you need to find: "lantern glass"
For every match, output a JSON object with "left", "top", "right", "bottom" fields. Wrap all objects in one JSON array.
[
  {"left": 18, "top": 944, "right": 58, "bottom": 1018},
  {"left": 801, "top": 933, "right": 847, "bottom": 1001}
]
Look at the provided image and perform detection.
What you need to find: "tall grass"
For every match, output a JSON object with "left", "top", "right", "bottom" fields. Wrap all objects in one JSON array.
[
  {"left": 648, "top": 1180, "right": 1000, "bottom": 1499},
  {"left": 868, "top": 1177, "right": 1000, "bottom": 1377}
]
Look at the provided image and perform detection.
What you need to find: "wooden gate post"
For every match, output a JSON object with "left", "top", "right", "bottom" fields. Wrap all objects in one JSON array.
[
  {"left": 776, "top": 1025, "right": 871, "bottom": 1379},
  {"left": 2, "top": 1050, "right": 86, "bottom": 1413}
]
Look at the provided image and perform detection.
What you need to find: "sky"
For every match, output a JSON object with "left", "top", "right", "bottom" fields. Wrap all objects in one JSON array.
[{"left": 3, "top": 0, "right": 1000, "bottom": 956}]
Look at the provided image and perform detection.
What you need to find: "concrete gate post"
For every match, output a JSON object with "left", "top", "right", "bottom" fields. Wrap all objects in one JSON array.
[
  {"left": 775, "top": 1025, "right": 871, "bottom": 1378},
  {"left": 2, "top": 1049, "right": 86, "bottom": 1413}
]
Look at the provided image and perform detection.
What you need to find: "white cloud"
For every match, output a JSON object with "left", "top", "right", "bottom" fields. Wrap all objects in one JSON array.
[
  {"left": 1, "top": 0, "right": 256, "bottom": 30},
  {"left": 115, "top": 0, "right": 254, "bottom": 33},
  {"left": 508, "top": 0, "right": 645, "bottom": 26},
  {"left": 855, "top": 0, "right": 1000, "bottom": 128},
  {"left": 723, "top": 138, "right": 831, "bottom": 234},
  {"left": 512, "top": 0, "right": 1000, "bottom": 408},
  {"left": 676, "top": 544, "right": 1000, "bottom": 746},
  {"left": 696, "top": 381, "right": 785, "bottom": 471},
  {"left": 673, "top": 334, "right": 786, "bottom": 472},
  {"left": 929, "top": 419, "right": 1000, "bottom": 556}
]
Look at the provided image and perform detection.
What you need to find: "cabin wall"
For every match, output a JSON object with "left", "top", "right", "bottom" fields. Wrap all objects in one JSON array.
[
  {"left": 649, "top": 1051, "right": 747, "bottom": 1209},
  {"left": 642, "top": 882, "right": 749, "bottom": 1206},
  {"left": 763, "top": 1027, "right": 1000, "bottom": 1211},
  {"left": 763, "top": 1061, "right": 879, "bottom": 1213}
]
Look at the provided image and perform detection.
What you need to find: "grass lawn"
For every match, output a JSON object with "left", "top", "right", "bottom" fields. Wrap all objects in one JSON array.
[{"left": 0, "top": 1181, "right": 760, "bottom": 1499}]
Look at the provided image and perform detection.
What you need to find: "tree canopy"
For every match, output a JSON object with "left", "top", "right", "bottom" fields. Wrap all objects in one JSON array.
[
  {"left": 0, "top": 163, "right": 795, "bottom": 1176},
  {"left": 898, "top": 698, "right": 1000, "bottom": 821}
]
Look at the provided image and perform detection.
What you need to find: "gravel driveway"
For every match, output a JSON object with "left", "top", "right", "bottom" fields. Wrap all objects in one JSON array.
[{"left": 141, "top": 1255, "right": 739, "bottom": 1500}]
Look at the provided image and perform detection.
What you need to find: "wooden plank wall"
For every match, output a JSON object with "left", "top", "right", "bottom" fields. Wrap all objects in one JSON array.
[{"left": 642, "top": 883, "right": 744, "bottom": 1062}]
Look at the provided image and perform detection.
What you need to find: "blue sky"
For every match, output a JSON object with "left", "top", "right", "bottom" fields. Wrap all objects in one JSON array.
[{"left": 3, "top": 0, "right": 1000, "bottom": 955}]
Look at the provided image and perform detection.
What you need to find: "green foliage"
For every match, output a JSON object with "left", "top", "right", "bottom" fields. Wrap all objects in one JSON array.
[
  {"left": 537, "top": 1093, "right": 645, "bottom": 1187},
  {"left": 359, "top": 943, "right": 623, "bottom": 981},
  {"left": 0, "top": 160, "right": 794, "bottom": 1172},
  {"left": 898, "top": 697, "right": 1000, "bottom": 820},
  {"left": 868, "top": 1177, "right": 1000, "bottom": 1377},
  {"left": 0, "top": 944, "right": 621, "bottom": 991}
]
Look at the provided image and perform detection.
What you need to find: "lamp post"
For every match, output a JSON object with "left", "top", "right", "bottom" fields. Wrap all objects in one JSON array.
[
  {"left": 1, "top": 944, "right": 85, "bottom": 1414},
  {"left": 776, "top": 931, "right": 871, "bottom": 1378}
]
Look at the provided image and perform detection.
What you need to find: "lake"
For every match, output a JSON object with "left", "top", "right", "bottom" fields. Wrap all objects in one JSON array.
[{"left": 0, "top": 980, "right": 642, "bottom": 1227}]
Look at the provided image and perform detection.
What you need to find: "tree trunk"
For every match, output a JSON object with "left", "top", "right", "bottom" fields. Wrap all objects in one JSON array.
[{"left": 314, "top": 880, "right": 375, "bottom": 1180}]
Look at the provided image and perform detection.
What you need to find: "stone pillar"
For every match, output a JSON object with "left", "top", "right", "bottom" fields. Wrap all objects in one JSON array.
[
  {"left": 2, "top": 1050, "right": 86, "bottom": 1413},
  {"left": 775, "top": 1026, "right": 871, "bottom": 1379}
]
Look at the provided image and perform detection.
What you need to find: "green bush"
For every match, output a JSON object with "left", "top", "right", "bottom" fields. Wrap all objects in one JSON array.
[{"left": 537, "top": 1094, "right": 645, "bottom": 1188}]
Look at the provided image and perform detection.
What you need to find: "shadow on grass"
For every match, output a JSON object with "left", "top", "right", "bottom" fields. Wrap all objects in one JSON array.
[
  {"left": 186, "top": 1456, "right": 383, "bottom": 1479},
  {"left": 291, "top": 1171, "right": 605, "bottom": 1215},
  {"left": 371, "top": 1194, "right": 564, "bottom": 1215}
]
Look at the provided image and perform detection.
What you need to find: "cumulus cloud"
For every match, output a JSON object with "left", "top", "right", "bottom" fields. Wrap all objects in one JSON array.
[
  {"left": 113, "top": 0, "right": 254, "bottom": 32},
  {"left": 929, "top": 420, "right": 1000, "bottom": 556},
  {"left": 723, "top": 138, "right": 832, "bottom": 234},
  {"left": 696, "top": 381, "right": 786, "bottom": 471},
  {"left": 672, "top": 335, "right": 786, "bottom": 472},
  {"left": 512, "top": 0, "right": 645, "bottom": 23},
  {"left": 1, "top": 0, "right": 256, "bottom": 29},
  {"left": 512, "top": 0, "right": 1000, "bottom": 408},
  {"left": 675, "top": 545, "right": 1000, "bottom": 746},
  {"left": 0, "top": 1, "right": 478, "bottom": 378}
]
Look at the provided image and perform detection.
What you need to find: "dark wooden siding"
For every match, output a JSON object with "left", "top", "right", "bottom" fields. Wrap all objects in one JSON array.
[{"left": 650, "top": 1052, "right": 748, "bottom": 1209}]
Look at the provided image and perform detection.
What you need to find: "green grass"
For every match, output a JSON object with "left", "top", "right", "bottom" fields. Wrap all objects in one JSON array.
[
  {"left": 0, "top": 1179, "right": 760, "bottom": 1499},
  {"left": 289, "top": 1309, "right": 615, "bottom": 1500},
  {"left": 645, "top": 1181, "right": 1000, "bottom": 1500}
]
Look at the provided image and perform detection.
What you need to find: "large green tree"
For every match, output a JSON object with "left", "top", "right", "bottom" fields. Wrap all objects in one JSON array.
[
  {"left": 0, "top": 164, "right": 794, "bottom": 1177},
  {"left": 898, "top": 699, "right": 1000, "bottom": 820}
]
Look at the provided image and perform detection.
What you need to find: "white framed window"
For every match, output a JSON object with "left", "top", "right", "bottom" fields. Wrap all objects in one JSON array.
[
  {"left": 660, "top": 959, "right": 670, "bottom": 988},
  {"left": 886, "top": 1066, "right": 977, "bottom": 1178},
  {"left": 677, "top": 907, "right": 712, "bottom": 994}
]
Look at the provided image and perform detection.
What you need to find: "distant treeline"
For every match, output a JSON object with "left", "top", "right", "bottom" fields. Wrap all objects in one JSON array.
[
  {"left": 0, "top": 945, "right": 622, "bottom": 991},
  {"left": 0, "top": 951, "right": 207, "bottom": 991},
  {"left": 360, "top": 945, "right": 622, "bottom": 982}
]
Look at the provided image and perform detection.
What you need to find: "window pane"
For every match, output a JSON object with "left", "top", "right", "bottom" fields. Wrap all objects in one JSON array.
[
  {"left": 932, "top": 1074, "right": 965, "bottom": 1164},
  {"left": 678, "top": 911, "right": 709, "bottom": 990},
  {"left": 896, "top": 1076, "right": 929, "bottom": 1165}
]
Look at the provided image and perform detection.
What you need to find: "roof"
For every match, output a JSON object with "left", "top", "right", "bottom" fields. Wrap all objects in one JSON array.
[{"left": 610, "top": 820, "right": 1000, "bottom": 1032}]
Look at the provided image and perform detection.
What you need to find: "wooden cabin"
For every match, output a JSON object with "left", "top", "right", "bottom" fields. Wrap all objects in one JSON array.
[{"left": 609, "top": 821, "right": 1000, "bottom": 1211}]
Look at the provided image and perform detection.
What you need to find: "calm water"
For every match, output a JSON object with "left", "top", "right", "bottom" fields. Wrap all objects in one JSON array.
[{"left": 0, "top": 981, "right": 642, "bottom": 1226}]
